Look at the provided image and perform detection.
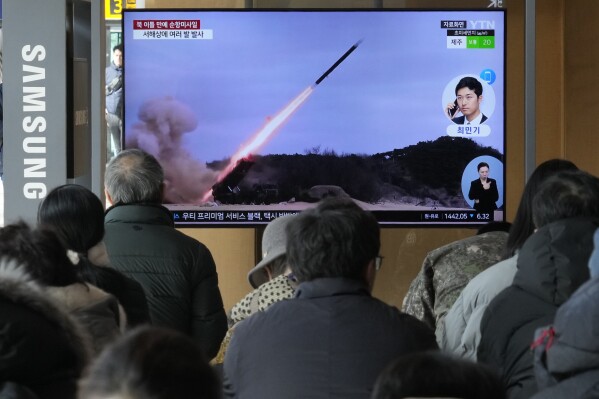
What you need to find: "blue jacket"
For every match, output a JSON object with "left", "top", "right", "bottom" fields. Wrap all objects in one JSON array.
[{"left": 223, "top": 277, "right": 437, "bottom": 399}]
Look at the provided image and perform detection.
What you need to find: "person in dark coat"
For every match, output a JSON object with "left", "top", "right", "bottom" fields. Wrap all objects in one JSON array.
[
  {"left": 0, "top": 259, "right": 91, "bottom": 399},
  {"left": 38, "top": 184, "right": 150, "bottom": 327},
  {"left": 477, "top": 170, "right": 599, "bottom": 399},
  {"left": 530, "top": 276, "right": 599, "bottom": 399},
  {"left": 103, "top": 149, "right": 227, "bottom": 360},
  {"left": 223, "top": 198, "right": 437, "bottom": 399}
]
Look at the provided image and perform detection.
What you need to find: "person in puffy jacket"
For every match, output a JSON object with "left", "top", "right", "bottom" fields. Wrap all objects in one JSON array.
[
  {"left": 477, "top": 170, "right": 599, "bottom": 399},
  {"left": 530, "top": 275, "right": 599, "bottom": 399},
  {"left": 103, "top": 149, "right": 227, "bottom": 360}
]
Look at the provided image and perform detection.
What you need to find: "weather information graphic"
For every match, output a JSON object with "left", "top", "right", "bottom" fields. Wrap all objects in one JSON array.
[{"left": 443, "top": 20, "right": 495, "bottom": 49}]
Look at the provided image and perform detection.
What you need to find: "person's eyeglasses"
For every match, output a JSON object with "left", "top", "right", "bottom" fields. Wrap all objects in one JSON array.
[{"left": 375, "top": 255, "right": 384, "bottom": 271}]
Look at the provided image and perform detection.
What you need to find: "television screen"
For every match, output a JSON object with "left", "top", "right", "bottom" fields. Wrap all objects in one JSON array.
[{"left": 121, "top": 9, "right": 506, "bottom": 227}]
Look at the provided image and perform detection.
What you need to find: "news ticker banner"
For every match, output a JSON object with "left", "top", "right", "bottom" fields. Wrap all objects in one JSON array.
[
  {"left": 170, "top": 209, "right": 496, "bottom": 226},
  {"left": 131, "top": 19, "right": 213, "bottom": 40},
  {"left": 127, "top": 18, "right": 495, "bottom": 44},
  {"left": 105, "top": 0, "right": 138, "bottom": 20}
]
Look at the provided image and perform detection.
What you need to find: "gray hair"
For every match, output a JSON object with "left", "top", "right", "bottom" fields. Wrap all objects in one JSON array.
[{"left": 105, "top": 149, "right": 164, "bottom": 204}]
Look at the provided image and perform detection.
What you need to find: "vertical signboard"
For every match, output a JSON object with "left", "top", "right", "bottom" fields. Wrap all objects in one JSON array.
[{"left": 3, "top": 0, "right": 67, "bottom": 223}]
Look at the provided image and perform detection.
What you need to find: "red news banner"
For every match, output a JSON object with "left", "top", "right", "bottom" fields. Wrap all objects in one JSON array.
[{"left": 132, "top": 19, "right": 212, "bottom": 40}]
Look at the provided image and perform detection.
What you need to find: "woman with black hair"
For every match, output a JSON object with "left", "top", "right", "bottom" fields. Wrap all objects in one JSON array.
[{"left": 38, "top": 184, "right": 150, "bottom": 327}]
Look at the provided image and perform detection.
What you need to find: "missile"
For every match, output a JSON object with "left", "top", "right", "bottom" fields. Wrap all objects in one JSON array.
[{"left": 314, "top": 40, "right": 362, "bottom": 85}]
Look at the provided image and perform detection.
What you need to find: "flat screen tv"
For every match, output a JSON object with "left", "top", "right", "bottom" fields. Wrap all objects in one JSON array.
[{"left": 121, "top": 9, "right": 506, "bottom": 227}]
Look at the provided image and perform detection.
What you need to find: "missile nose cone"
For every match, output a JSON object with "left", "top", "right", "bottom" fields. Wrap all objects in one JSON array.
[{"left": 314, "top": 40, "right": 362, "bottom": 86}]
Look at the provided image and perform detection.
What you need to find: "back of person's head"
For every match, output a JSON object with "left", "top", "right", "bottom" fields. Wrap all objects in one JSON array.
[
  {"left": 286, "top": 197, "right": 380, "bottom": 283},
  {"left": 105, "top": 149, "right": 164, "bottom": 205},
  {"left": 0, "top": 222, "right": 81, "bottom": 287},
  {"left": 532, "top": 169, "right": 599, "bottom": 228},
  {"left": 38, "top": 184, "right": 105, "bottom": 254},
  {"left": 476, "top": 221, "right": 512, "bottom": 235},
  {"left": 371, "top": 351, "right": 506, "bottom": 399},
  {"left": 248, "top": 213, "right": 297, "bottom": 289},
  {"left": 505, "top": 159, "right": 578, "bottom": 257},
  {"left": 78, "top": 326, "right": 220, "bottom": 399}
]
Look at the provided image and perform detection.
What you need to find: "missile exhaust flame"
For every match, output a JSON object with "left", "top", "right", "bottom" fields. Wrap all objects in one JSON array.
[
  {"left": 201, "top": 86, "right": 314, "bottom": 202},
  {"left": 201, "top": 40, "right": 361, "bottom": 203}
]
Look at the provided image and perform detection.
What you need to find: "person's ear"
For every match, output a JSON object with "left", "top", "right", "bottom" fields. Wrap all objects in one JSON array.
[
  {"left": 105, "top": 188, "right": 114, "bottom": 208},
  {"left": 363, "top": 260, "right": 376, "bottom": 292}
]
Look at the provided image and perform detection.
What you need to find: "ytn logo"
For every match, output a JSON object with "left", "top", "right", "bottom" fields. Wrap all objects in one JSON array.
[{"left": 470, "top": 20, "right": 496, "bottom": 29}]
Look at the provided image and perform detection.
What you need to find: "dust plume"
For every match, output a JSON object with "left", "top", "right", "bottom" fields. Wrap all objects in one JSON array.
[{"left": 125, "top": 96, "right": 218, "bottom": 204}]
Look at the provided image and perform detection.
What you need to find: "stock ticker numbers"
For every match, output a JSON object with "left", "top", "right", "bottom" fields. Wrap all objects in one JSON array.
[{"left": 422, "top": 211, "right": 491, "bottom": 222}]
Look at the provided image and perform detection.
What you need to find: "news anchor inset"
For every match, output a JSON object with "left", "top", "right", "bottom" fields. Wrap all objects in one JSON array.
[
  {"left": 447, "top": 76, "right": 487, "bottom": 125},
  {"left": 468, "top": 161, "right": 498, "bottom": 213}
]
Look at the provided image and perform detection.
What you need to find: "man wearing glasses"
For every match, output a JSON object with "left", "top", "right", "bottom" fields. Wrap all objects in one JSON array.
[{"left": 223, "top": 198, "right": 437, "bottom": 399}]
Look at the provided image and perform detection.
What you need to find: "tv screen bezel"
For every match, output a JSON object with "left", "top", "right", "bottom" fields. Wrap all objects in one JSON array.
[{"left": 121, "top": 8, "right": 507, "bottom": 228}]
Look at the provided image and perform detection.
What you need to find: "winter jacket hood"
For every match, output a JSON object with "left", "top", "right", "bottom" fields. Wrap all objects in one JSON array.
[
  {"left": 513, "top": 218, "right": 596, "bottom": 306},
  {"left": 0, "top": 259, "right": 91, "bottom": 399},
  {"left": 531, "top": 276, "right": 599, "bottom": 398}
]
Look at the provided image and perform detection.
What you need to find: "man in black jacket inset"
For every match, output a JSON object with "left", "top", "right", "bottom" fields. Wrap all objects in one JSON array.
[
  {"left": 468, "top": 161, "right": 499, "bottom": 214},
  {"left": 447, "top": 76, "right": 488, "bottom": 125}
]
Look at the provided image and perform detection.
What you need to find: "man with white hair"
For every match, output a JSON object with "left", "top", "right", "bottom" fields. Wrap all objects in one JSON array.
[{"left": 103, "top": 148, "right": 227, "bottom": 360}]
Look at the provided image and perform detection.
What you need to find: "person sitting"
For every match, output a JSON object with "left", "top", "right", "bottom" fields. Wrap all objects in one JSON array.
[
  {"left": 439, "top": 159, "right": 578, "bottom": 359},
  {"left": 530, "top": 274, "right": 599, "bottom": 399},
  {"left": 78, "top": 326, "right": 220, "bottom": 399},
  {"left": 223, "top": 198, "right": 437, "bottom": 398},
  {"left": 0, "top": 222, "right": 126, "bottom": 355},
  {"left": 213, "top": 214, "right": 298, "bottom": 365},
  {"left": 402, "top": 221, "right": 511, "bottom": 331},
  {"left": 0, "top": 258, "right": 91, "bottom": 399},
  {"left": 38, "top": 184, "right": 150, "bottom": 327},
  {"left": 371, "top": 351, "right": 506, "bottom": 399},
  {"left": 477, "top": 169, "right": 599, "bottom": 399}
]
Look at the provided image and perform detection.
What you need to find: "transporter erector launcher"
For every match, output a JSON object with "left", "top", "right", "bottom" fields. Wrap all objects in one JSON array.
[{"left": 314, "top": 40, "right": 362, "bottom": 85}]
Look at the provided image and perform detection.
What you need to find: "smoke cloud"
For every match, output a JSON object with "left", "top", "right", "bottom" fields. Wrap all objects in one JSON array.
[{"left": 126, "top": 96, "right": 218, "bottom": 204}]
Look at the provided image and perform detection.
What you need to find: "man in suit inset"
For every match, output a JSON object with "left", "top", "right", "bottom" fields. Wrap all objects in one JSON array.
[{"left": 447, "top": 76, "right": 487, "bottom": 125}]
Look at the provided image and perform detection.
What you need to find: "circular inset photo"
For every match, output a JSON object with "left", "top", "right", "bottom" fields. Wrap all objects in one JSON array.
[
  {"left": 442, "top": 75, "right": 496, "bottom": 125},
  {"left": 461, "top": 156, "right": 504, "bottom": 211}
]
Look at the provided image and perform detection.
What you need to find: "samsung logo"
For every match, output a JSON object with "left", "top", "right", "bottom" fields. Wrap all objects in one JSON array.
[{"left": 21, "top": 44, "right": 47, "bottom": 199}]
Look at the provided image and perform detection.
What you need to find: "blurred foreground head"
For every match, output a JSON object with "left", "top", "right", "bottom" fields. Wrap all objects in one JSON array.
[
  {"left": 78, "top": 326, "right": 220, "bottom": 399},
  {"left": 371, "top": 351, "right": 506, "bottom": 399}
]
